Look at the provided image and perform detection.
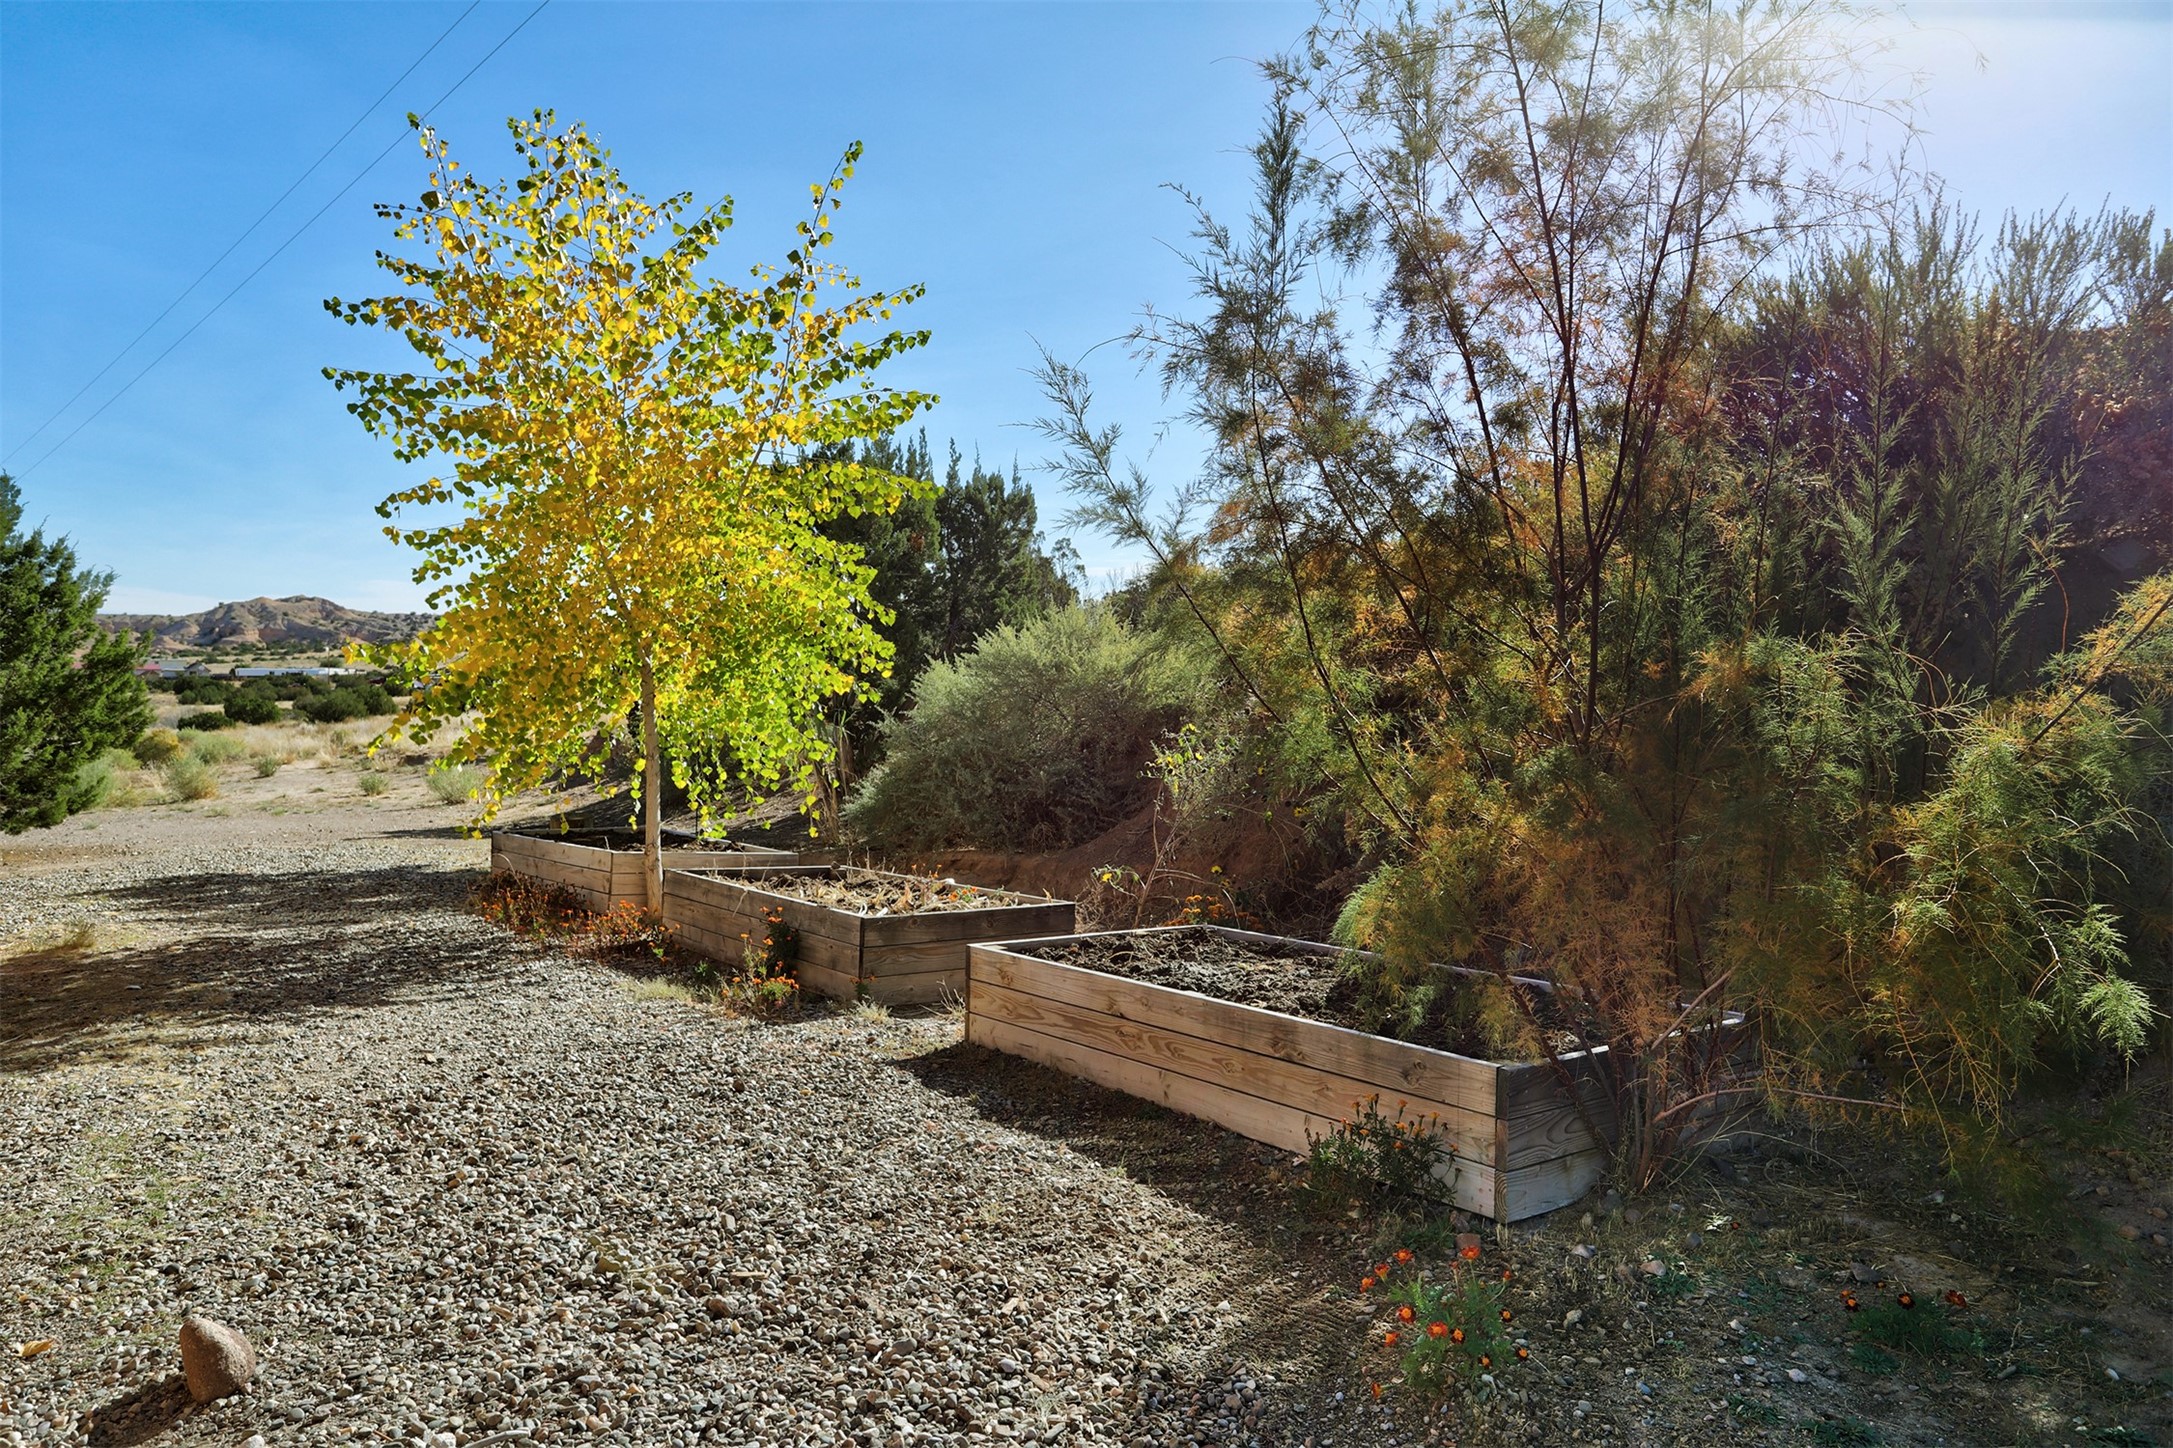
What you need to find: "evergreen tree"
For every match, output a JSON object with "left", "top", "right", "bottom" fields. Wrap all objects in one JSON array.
[{"left": 0, "top": 474, "right": 152, "bottom": 832}]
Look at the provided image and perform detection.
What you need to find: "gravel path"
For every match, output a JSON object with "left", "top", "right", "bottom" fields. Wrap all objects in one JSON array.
[{"left": 0, "top": 813, "right": 1404, "bottom": 1448}]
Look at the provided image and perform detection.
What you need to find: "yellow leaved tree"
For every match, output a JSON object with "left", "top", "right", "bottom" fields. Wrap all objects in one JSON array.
[{"left": 327, "top": 112, "right": 933, "bottom": 913}]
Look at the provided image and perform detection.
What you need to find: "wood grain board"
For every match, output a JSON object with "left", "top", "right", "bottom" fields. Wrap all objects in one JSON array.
[
  {"left": 491, "top": 832, "right": 793, "bottom": 912},
  {"left": 663, "top": 866, "right": 1075, "bottom": 1006},
  {"left": 965, "top": 926, "right": 1620, "bottom": 1222}
]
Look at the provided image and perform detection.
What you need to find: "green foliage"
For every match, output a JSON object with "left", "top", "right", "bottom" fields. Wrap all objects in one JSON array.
[
  {"left": 173, "top": 676, "right": 232, "bottom": 707},
  {"left": 0, "top": 473, "right": 152, "bottom": 832},
  {"left": 1040, "top": 5, "right": 2171, "bottom": 1176},
  {"left": 187, "top": 733, "right": 246, "bottom": 765},
  {"left": 253, "top": 756, "right": 282, "bottom": 779},
  {"left": 1367, "top": 1250, "right": 1516, "bottom": 1401},
  {"left": 176, "top": 711, "right": 236, "bottom": 732},
  {"left": 328, "top": 112, "right": 935, "bottom": 912},
  {"left": 820, "top": 432, "right": 1079, "bottom": 752},
  {"left": 1296, "top": 1095, "right": 1456, "bottom": 1218},
  {"left": 358, "top": 771, "right": 389, "bottom": 796},
  {"left": 846, "top": 605, "right": 1199, "bottom": 851},
  {"left": 294, "top": 682, "right": 392, "bottom": 723},
  {"left": 1852, "top": 1299, "right": 1983, "bottom": 1359},
  {"left": 71, "top": 747, "right": 143, "bottom": 810},
  {"left": 223, "top": 684, "right": 282, "bottom": 725},
  {"left": 427, "top": 763, "right": 487, "bottom": 804}
]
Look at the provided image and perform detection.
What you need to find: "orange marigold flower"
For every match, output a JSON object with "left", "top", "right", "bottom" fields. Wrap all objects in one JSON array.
[
  {"left": 1500, "top": 1308, "right": 1514, "bottom": 1323},
  {"left": 1943, "top": 1290, "right": 1968, "bottom": 1310},
  {"left": 1382, "top": 1330, "right": 1399, "bottom": 1348},
  {"left": 1370, "top": 1381, "right": 1383, "bottom": 1401},
  {"left": 1449, "top": 1327, "right": 1465, "bottom": 1345},
  {"left": 1459, "top": 1244, "right": 1482, "bottom": 1262},
  {"left": 1360, "top": 1276, "right": 1375, "bottom": 1291},
  {"left": 1427, "top": 1322, "right": 1449, "bottom": 1340},
  {"left": 1897, "top": 1292, "right": 1915, "bottom": 1309},
  {"left": 1394, "top": 1249, "right": 1414, "bottom": 1265},
  {"left": 1478, "top": 1354, "right": 1492, "bottom": 1368},
  {"left": 1396, "top": 1305, "right": 1415, "bottom": 1323},
  {"left": 1514, "top": 1346, "right": 1530, "bottom": 1361}
]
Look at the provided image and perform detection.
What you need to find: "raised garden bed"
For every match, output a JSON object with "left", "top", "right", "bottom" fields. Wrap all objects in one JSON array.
[
  {"left": 490, "top": 829, "right": 796, "bottom": 913},
  {"left": 966, "top": 925, "right": 1625, "bottom": 1222},
  {"left": 663, "top": 866, "right": 1075, "bottom": 1006}
]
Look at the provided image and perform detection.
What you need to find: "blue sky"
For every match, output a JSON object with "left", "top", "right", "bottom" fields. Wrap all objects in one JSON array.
[{"left": 3, "top": 1, "right": 2169, "bottom": 614}]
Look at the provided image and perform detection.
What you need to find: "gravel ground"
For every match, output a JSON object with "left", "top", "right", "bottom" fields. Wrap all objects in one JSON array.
[
  {"left": 0, "top": 795, "right": 1419, "bottom": 1448},
  {"left": 7, "top": 763, "right": 2166, "bottom": 1448}
]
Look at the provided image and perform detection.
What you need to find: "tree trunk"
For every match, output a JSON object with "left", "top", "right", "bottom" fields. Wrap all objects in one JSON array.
[{"left": 639, "top": 655, "right": 663, "bottom": 920}]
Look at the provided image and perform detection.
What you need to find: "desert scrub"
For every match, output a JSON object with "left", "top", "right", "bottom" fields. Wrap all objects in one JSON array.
[
  {"left": 848, "top": 605, "right": 1202, "bottom": 852},
  {"left": 72, "top": 748, "right": 149, "bottom": 810},
  {"left": 131, "top": 728, "right": 182, "bottom": 765},
  {"left": 428, "top": 763, "right": 487, "bottom": 804},
  {"left": 358, "top": 770, "right": 388, "bottom": 795},
  {"left": 254, "top": 756, "right": 283, "bottom": 778},
  {"left": 186, "top": 732, "right": 246, "bottom": 765},
  {"left": 469, "top": 872, "right": 675, "bottom": 964},
  {"left": 164, "top": 755, "right": 218, "bottom": 801}
]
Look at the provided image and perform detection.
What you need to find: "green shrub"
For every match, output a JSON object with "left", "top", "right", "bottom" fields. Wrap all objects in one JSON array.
[
  {"left": 358, "top": 771, "right": 389, "bottom": 796},
  {"left": 176, "top": 710, "right": 235, "bottom": 732},
  {"left": 71, "top": 748, "right": 139, "bottom": 809},
  {"left": 187, "top": 733, "right": 246, "bottom": 765},
  {"left": 847, "top": 605, "right": 1199, "bottom": 851},
  {"left": 173, "top": 676, "right": 233, "bottom": 706},
  {"left": 253, "top": 756, "right": 282, "bottom": 778},
  {"left": 427, "top": 763, "right": 486, "bottom": 803},
  {"left": 295, "top": 682, "right": 393, "bottom": 724},
  {"left": 224, "top": 685, "right": 282, "bottom": 724},
  {"left": 132, "top": 728, "right": 183, "bottom": 765},
  {"left": 164, "top": 755, "right": 218, "bottom": 800}
]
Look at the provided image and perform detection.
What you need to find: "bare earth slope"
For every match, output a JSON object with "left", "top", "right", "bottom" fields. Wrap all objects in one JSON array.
[
  {"left": 96, "top": 596, "right": 431, "bottom": 650},
  {"left": 3, "top": 774, "right": 2166, "bottom": 1447}
]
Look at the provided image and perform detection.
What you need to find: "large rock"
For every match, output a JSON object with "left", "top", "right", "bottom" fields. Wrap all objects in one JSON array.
[{"left": 177, "top": 1315, "right": 256, "bottom": 1402}]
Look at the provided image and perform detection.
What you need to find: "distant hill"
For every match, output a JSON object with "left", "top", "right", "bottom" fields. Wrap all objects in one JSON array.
[{"left": 98, "top": 596, "right": 433, "bottom": 651}]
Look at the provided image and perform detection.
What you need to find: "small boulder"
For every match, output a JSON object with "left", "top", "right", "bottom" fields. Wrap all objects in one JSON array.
[{"left": 178, "top": 1315, "right": 256, "bottom": 1403}]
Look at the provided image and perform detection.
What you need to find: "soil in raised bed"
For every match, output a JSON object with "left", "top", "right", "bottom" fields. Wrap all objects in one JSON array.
[
  {"left": 1036, "top": 927, "right": 1580, "bottom": 1062},
  {"left": 745, "top": 868, "right": 1044, "bottom": 916}
]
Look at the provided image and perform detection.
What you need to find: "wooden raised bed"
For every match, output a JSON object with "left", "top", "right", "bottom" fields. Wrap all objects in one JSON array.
[
  {"left": 663, "top": 866, "right": 1075, "bottom": 1006},
  {"left": 490, "top": 830, "right": 795, "bottom": 913},
  {"left": 967, "top": 925, "right": 1627, "bottom": 1222}
]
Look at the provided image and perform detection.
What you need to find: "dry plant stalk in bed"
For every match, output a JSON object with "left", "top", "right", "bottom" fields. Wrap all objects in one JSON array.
[{"left": 750, "top": 866, "right": 1032, "bottom": 916}]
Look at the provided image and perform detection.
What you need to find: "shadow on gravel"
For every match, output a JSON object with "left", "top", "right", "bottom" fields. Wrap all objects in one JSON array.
[
  {"left": 81, "top": 1373, "right": 189, "bottom": 1446},
  {"left": 898, "top": 1039, "right": 1337, "bottom": 1248},
  {"left": 900, "top": 1039, "right": 1362, "bottom": 1402},
  {"left": 1, "top": 864, "right": 522, "bottom": 1076}
]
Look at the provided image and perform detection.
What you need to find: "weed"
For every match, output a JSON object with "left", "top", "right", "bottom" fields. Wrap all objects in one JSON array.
[
  {"left": 629, "top": 978, "right": 702, "bottom": 1004},
  {"left": 1726, "top": 1394, "right": 1783, "bottom": 1425},
  {"left": 1854, "top": 1298, "right": 1985, "bottom": 1359},
  {"left": 1848, "top": 1343, "right": 1901, "bottom": 1375},
  {"left": 358, "top": 771, "right": 389, "bottom": 796},
  {"left": 848, "top": 999, "right": 892, "bottom": 1024},
  {"left": 254, "top": 756, "right": 282, "bottom": 778},
  {"left": 1298, "top": 1095, "right": 1457, "bottom": 1218},
  {"left": 1809, "top": 1416, "right": 1884, "bottom": 1445}
]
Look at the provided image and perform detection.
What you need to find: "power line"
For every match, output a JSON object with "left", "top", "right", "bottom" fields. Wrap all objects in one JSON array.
[
  {"left": 3, "top": 2, "right": 481, "bottom": 467},
  {"left": 10, "top": 0, "right": 551, "bottom": 482}
]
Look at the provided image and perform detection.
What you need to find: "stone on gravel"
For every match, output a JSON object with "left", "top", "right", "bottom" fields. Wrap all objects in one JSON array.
[{"left": 178, "top": 1314, "right": 256, "bottom": 1402}]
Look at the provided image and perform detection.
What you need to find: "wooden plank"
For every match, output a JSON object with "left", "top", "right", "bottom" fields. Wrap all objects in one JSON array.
[
  {"left": 861, "top": 899, "right": 1076, "bottom": 949},
  {"left": 665, "top": 871, "right": 865, "bottom": 947},
  {"left": 966, "top": 1012, "right": 1496, "bottom": 1219},
  {"left": 971, "top": 979, "right": 1499, "bottom": 1165},
  {"left": 969, "top": 946, "right": 1502, "bottom": 1116},
  {"left": 1498, "top": 1149, "right": 1608, "bottom": 1221}
]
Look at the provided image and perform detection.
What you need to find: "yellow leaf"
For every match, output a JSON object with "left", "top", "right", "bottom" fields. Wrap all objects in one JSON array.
[{"left": 15, "top": 1338, "right": 54, "bottom": 1358}]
